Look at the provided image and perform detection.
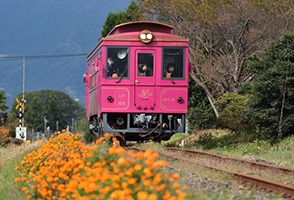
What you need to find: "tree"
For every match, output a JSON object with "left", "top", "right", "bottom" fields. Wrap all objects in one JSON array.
[
  {"left": 0, "top": 90, "right": 8, "bottom": 111},
  {"left": 12, "top": 90, "right": 86, "bottom": 132},
  {"left": 247, "top": 34, "right": 294, "bottom": 140},
  {"left": 99, "top": 1, "right": 142, "bottom": 40},
  {"left": 25, "top": 96, "right": 43, "bottom": 131},
  {"left": 187, "top": 76, "right": 216, "bottom": 132},
  {"left": 137, "top": 0, "right": 294, "bottom": 117}
]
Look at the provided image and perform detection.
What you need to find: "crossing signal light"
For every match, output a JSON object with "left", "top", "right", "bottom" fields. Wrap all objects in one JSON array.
[{"left": 15, "top": 112, "right": 24, "bottom": 119}]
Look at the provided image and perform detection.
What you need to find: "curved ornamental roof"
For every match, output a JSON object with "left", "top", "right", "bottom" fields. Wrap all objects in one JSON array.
[{"left": 108, "top": 21, "right": 174, "bottom": 35}]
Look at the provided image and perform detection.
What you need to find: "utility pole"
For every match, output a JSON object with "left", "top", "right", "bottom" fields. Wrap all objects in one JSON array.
[
  {"left": 44, "top": 116, "right": 49, "bottom": 138},
  {"left": 14, "top": 57, "right": 27, "bottom": 141},
  {"left": 56, "top": 121, "right": 59, "bottom": 132},
  {"left": 72, "top": 118, "right": 74, "bottom": 133}
]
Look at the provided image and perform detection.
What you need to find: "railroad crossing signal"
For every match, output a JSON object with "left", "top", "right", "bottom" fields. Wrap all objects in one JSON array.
[
  {"left": 15, "top": 98, "right": 24, "bottom": 110},
  {"left": 15, "top": 98, "right": 26, "bottom": 140}
]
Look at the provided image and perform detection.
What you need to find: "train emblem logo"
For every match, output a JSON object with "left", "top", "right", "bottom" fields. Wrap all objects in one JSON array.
[{"left": 138, "top": 89, "right": 152, "bottom": 99}]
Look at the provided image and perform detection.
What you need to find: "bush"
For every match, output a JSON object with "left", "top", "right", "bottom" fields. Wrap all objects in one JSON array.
[
  {"left": 214, "top": 93, "right": 255, "bottom": 133},
  {"left": 14, "top": 132, "right": 193, "bottom": 199}
]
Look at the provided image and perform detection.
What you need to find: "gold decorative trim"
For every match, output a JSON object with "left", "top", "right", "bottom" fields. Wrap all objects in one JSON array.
[
  {"left": 114, "top": 21, "right": 174, "bottom": 30},
  {"left": 160, "top": 88, "right": 187, "bottom": 111},
  {"left": 102, "top": 38, "right": 189, "bottom": 42}
]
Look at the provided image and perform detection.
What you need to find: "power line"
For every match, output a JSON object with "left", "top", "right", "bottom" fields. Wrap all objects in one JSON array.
[{"left": 0, "top": 53, "right": 88, "bottom": 61}]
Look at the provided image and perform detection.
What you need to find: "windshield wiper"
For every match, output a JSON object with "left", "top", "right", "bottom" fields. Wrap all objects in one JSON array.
[
  {"left": 169, "top": 76, "right": 175, "bottom": 84},
  {"left": 116, "top": 68, "right": 127, "bottom": 83},
  {"left": 165, "top": 70, "right": 175, "bottom": 84}
]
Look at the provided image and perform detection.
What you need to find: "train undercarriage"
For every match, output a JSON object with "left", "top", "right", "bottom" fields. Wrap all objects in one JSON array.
[{"left": 88, "top": 113, "right": 186, "bottom": 146}]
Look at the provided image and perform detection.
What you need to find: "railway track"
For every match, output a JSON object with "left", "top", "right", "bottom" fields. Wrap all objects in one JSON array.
[{"left": 126, "top": 147, "right": 294, "bottom": 199}]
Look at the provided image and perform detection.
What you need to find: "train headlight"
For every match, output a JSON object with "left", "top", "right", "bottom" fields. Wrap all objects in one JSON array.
[
  {"left": 140, "top": 34, "right": 146, "bottom": 40},
  {"left": 139, "top": 30, "right": 153, "bottom": 44}
]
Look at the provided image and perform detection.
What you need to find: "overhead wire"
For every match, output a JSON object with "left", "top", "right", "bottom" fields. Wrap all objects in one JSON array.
[{"left": 0, "top": 53, "right": 88, "bottom": 61}]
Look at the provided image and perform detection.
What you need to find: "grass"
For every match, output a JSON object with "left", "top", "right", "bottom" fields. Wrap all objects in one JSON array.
[
  {"left": 0, "top": 142, "right": 40, "bottom": 200},
  {"left": 168, "top": 130, "right": 294, "bottom": 169}
]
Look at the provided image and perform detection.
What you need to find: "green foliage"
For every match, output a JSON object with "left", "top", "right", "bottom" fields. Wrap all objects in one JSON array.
[
  {"left": 75, "top": 116, "right": 88, "bottom": 134},
  {"left": 187, "top": 76, "right": 216, "bottom": 133},
  {"left": 197, "top": 132, "right": 216, "bottom": 149},
  {"left": 185, "top": 130, "right": 259, "bottom": 151},
  {"left": 99, "top": 1, "right": 142, "bottom": 40},
  {"left": 0, "top": 90, "right": 8, "bottom": 111},
  {"left": 84, "top": 132, "right": 97, "bottom": 144},
  {"left": 214, "top": 93, "right": 255, "bottom": 133},
  {"left": 12, "top": 90, "right": 86, "bottom": 132},
  {"left": 75, "top": 116, "right": 92, "bottom": 143},
  {"left": 246, "top": 34, "right": 294, "bottom": 140}
]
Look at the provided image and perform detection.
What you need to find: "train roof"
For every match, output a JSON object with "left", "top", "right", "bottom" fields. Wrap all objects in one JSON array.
[
  {"left": 108, "top": 21, "right": 174, "bottom": 35},
  {"left": 87, "top": 21, "right": 187, "bottom": 60},
  {"left": 103, "top": 21, "right": 188, "bottom": 42}
]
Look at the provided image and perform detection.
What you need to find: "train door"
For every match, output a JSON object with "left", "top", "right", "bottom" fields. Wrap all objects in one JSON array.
[{"left": 135, "top": 50, "right": 156, "bottom": 110}]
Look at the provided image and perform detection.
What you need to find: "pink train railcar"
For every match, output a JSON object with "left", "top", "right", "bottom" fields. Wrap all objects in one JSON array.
[{"left": 84, "top": 21, "right": 190, "bottom": 145}]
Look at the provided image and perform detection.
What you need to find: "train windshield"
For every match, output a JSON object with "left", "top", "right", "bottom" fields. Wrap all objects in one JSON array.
[
  {"left": 106, "top": 47, "right": 129, "bottom": 79},
  {"left": 137, "top": 53, "right": 154, "bottom": 77},
  {"left": 162, "top": 48, "right": 184, "bottom": 79}
]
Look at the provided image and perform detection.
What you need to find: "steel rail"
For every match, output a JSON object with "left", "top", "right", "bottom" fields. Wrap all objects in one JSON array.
[
  {"left": 166, "top": 147, "right": 294, "bottom": 175},
  {"left": 126, "top": 147, "right": 294, "bottom": 199}
]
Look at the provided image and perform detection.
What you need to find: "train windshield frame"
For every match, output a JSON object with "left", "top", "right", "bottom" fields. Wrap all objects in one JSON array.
[
  {"left": 106, "top": 46, "right": 130, "bottom": 79},
  {"left": 162, "top": 47, "right": 185, "bottom": 80}
]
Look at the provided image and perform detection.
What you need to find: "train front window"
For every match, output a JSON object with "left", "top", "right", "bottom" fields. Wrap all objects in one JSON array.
[
  {"left": 106, "top": 47, "right": 129, "bottom": 79},
  {"left": 162, "top": 48, "right": 184, "bottom": 79},
  {"left": 137, "top": 53, "right": 154, "bottom": 77}
]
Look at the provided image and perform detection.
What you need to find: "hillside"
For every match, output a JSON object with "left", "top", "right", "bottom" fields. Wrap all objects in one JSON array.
[{"left": 0, "top": 0, "right": 131, "bottom": 109}]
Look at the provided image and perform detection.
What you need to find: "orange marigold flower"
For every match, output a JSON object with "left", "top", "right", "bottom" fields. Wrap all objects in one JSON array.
[
  {"left": 47, "top": 176, "right": 53, "bottom": 182},
  {"left": 145, "top": 158, "right": 154, "bottom": 166},
  {"left": 162, "top": 191, "right": 170, "bottom": 199},
  {"left": 104, "top": 133, "right": 111, "bottom": 139},
  {"left": 15, "top": 178, "right": 20, "bottom": 183},
  {"left": 21, "top": 177, "right": 26, "bottom": 182},
  {"left": 111, "top": 182, "right": 120, "bottom": 189},
  {"left": 117, "top": 157, "right": 126, "bottom": 165},
  {"left": 136, "top": 152, "right": 144, "bottom": 160},
  {"left": 134, "top": 164, "right": 142, "bottom": 171},
  {"left": 172, "top": 182, "right": 180, "bottom": 189},
  {"left": 96, "top": 137, "right": 104, "bottom": 144},
  {"left": 143, "top": 180, "right": 150, "bottom": 187},
  {"left": 144, "top": 149, "right": 153, "bottom": 158},
  {"left": 173, "top": 173, "right": 180, "bottom": 180},
  {"left": 152, "top": 176, "right": 161, "bottom": 184},
  {"left": 137, "top": 191, "right": 148, "bottom": 200},
  {"left": 121, "top": 182, "right": 128, "bottom": 189},
  {"left": 128, "top": 178, "right": 136, "bottom": 185},
  {"left": 147, "top": 193, "right": 157, "bottom": 200},
  {"left": 26, "top": 195, "right": 31, "bottom": 200}
]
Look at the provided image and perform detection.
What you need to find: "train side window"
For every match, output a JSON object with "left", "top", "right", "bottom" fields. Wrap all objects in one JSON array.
[
  {"left": 162, "top": 48, "right": 184, "bottom": 79},
  {"left": 106, "top": 47, "right": 129, "bottom": 79},
  {"left": 137, "top": 53, "right": 154, "bottom": 77}
]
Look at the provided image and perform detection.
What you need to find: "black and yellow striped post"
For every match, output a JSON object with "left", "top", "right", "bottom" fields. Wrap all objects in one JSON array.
[{"left": 15, "top": 98, "right": 25, "bottom": 139}]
